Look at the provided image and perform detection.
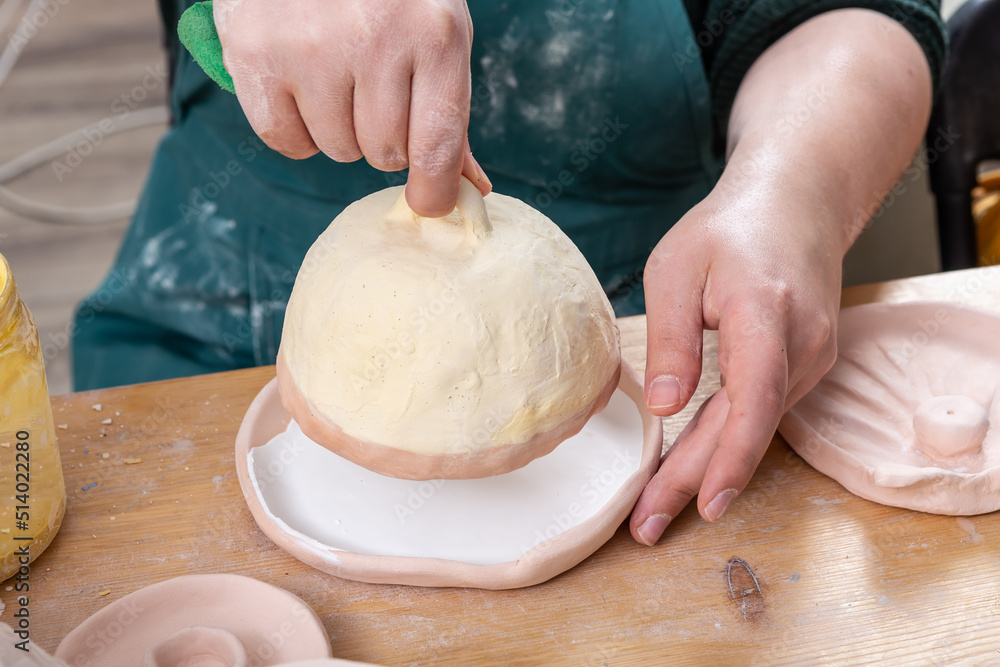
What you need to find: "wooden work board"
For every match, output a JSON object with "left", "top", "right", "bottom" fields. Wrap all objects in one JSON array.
[{"left": 3, "top": 267, "right": 1000, "bottom": 664}]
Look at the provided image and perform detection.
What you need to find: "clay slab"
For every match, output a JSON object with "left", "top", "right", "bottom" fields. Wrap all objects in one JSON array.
[
  {"left": 55, "top": 574, "right": 332, "bottom": 666},
  {"left": 779, "top": 302, "right": 1000, "bottom": 515},
  {"left": 235, "top": 361, "right": 662, "bottom": 589}
]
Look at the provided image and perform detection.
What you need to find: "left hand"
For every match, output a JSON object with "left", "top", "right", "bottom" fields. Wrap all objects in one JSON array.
[
  {"left": 629, "top": 176, "right": 841, "bottom": 545},
  {"left": 627, "top": 6, "right": 934, "bottom": 546}
]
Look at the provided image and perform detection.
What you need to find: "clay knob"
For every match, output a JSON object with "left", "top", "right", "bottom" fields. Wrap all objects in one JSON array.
[
  {"left": 913, "top": 395, "right": 989, "bottom": 461},
  {"left": 143, "top": 626, "right": 248, "bottom": 667}
]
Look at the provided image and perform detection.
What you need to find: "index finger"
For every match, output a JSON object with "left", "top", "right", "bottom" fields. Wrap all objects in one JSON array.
[
  {"left": 404, "top": 46, "right": 471, "bottom": 217},
  {"left": 697, "top": 306, "right": 789, "bottom": 522}
]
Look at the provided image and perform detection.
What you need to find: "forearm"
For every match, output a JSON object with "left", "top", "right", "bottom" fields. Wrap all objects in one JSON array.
[{"left": 721, "top": 8, "right": 933, "bottom": 255}]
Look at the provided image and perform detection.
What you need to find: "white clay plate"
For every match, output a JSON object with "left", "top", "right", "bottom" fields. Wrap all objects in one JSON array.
[
  {"left": 779, "top": 301, "right": 1000, "bottom": 515},
  {"left": 235, "top": 361, "right": 661, "bottom": 589}
]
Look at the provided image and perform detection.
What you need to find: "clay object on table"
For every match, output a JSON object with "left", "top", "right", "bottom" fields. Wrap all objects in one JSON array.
[
  {"left": 237, "top": 360, "right": 662, "bottom": 589},
  {"left": 278, "top": 177, "right": 621, "bottom": 480},
  {"left": 144, "top": 626, "right": 248, "bottom": 667},
  {"left": 778, "top": 301, "right": 1000, "bottom": 515},
  {"left": 0, "top": 623, "right": 65, "bottom": 666},
  {"left": 55, "top": 574, "right": 334, "bottom": 666}
]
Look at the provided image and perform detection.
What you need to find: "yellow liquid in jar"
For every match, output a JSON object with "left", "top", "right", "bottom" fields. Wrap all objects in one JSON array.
[{"left": 0, "top": 257, "right": 66, "bottom": 582}]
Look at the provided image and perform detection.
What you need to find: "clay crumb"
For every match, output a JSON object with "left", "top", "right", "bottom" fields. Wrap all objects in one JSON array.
[
  {"left": 101, "top": 418, "right": 112, "bottom": 425},
  {"left": 57, "top": 424, "right": 68, "bottom": 430},
  {"left": 102, "top": 453, "right": 110, "bottom": 459},
  {"left": 124, "top": 457, "right": 143, "bottom": 464},
  {"left": 0, "top": 442, "right": 8, "bottom": 448},
  {"left": 92, "top": 404, "right": 102, "bottom": 411},
  {"left": 0, "top": 528, "right": 9, "bottom": 534},
  {"left": 98, "top": 589, "right": 110, "bottom": 596}
]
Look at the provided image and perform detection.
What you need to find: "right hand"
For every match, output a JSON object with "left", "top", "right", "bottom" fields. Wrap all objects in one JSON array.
[{"left": 214, "top": 0, "right": 491, "bottom": 216}]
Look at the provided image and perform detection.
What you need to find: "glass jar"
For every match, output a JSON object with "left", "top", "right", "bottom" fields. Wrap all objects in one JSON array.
[{"left": 0, "top": 253, "right": 65, "bottom": 582}]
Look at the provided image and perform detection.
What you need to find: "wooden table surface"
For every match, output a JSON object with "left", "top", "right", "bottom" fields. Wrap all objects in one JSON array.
[{"left": 6, "top": 267, "right": 1000, "bottom": 664}]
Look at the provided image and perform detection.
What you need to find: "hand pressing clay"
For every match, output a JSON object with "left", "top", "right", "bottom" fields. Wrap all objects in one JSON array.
[
  {"left": 278, "top": 177, "right": 621, "bottom": 479},
  {"left": 778, "top": 302, "right": 1000, "bottom": 515}
]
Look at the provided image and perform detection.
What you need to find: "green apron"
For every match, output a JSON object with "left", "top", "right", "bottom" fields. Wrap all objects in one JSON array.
[{"left": 72, "top": 0, "right": 719, "bottom": 390}]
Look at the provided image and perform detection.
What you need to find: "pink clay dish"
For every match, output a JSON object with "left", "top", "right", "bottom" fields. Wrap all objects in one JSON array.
[
  {"left": 235, "top": 360, "right": 662, "bottom": 589},
  {"left": 53, "top": 574, "right": 349, "bottom": 666},
  {"left": 778, "top": 302, "right": 1000, "bottom": 515}
]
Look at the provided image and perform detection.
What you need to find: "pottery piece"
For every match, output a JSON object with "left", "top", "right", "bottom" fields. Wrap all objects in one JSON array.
[
  {"left": 144, "top": 626, "right": 248, "bottom": 667},
  {"left": 279, "top": 177, "right": 621, "bottom": 480},
  {"left": 55, "top": 574, "right": 333, "bottom": 666},
  {"left": 236, "top": 360, "right": 662, "bottom": 589},
  {"left": 1, "top": 623, "right": 65, "bottom": 666},
  {"left": 778, "top": 301, "right": 1000, "bottom": 515}
]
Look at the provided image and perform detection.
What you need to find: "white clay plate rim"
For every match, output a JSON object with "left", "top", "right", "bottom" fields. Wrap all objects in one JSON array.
[{"left": 235, "top": 361, "right": 661, "bottom": 589}]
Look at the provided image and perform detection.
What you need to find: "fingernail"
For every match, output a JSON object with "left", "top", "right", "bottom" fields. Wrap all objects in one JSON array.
[
  {"left": 705, "top": 489, "right": 737, "bottom": 522},
  {"left": 637, "top": 514, "right": 671, "bottom": 546},
  {"left": 470, "top": 153, "right": 492, "bottom": 191},
  {"left": 648, "top": 375, "right": 681, "bottom": 410}
]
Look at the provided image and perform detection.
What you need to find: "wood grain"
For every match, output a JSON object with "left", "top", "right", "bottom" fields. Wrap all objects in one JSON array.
[{"left": 3, "top": 267, "right": 1000, "bottom": 664}]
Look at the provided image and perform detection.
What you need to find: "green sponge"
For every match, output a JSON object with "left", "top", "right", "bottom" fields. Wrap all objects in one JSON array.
[{"left": 177, "top": 1, "right": 234, "bottom": 94}]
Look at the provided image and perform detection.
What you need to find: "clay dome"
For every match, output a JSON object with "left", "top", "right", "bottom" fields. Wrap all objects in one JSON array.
[{"left": 278, "top": 178, "right": 621, "bottom": 479}]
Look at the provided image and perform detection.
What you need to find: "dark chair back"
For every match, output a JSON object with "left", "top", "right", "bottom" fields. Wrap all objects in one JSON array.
[{"left": 927, "top": 0, "right": 1000, "bottom": 269}]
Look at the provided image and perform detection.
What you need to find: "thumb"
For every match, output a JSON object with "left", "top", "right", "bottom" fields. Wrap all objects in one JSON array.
[
  {"left": 642, "top": 244, "right": 706, "bottom": 416},
  {"left": 461, "top": 142, "right": 492, "bottom": 197}
]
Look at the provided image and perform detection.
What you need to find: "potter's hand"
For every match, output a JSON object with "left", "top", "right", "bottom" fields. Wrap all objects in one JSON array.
[
  {"left": 629, "top": 184, "right": 840, "bottom": 545},
  {"left": 627, "top": 8, "right": 933, "bottom": 545},
  {"left": 214, "top": 0, "right": 491, "bottom": 217}
]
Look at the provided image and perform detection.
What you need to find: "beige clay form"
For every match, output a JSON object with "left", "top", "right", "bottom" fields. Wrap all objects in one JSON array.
[
  {"left": 278, "top": 177, "right": 621, "bottom": 480},
  {"left": 53, "top": 574, "right": 337, "bottom": 666},
  {"left": 778, "top": 302, "right": 1000, "bottom": 515},
  {"left": 236, "top": 360, "right": 661, "bottom": 589}
]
